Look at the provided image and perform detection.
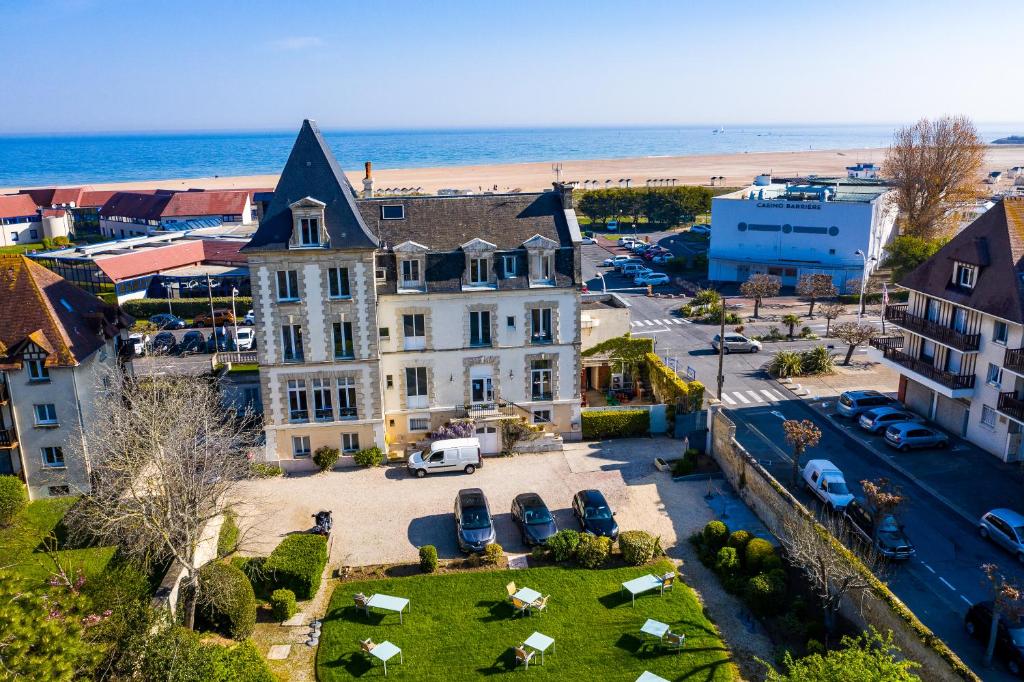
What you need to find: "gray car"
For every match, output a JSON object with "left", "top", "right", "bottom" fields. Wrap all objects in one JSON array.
[
  {"left": 837, "top": 390, "right": 897, "bottom": 418},
  {"left": 857, "top": 407, "right": 925, "bottom": 434},
  {"left": 978, "top": 509, "right": 1024, "bottom": 564},
  {"left": 883, "top": 422, "right": 949, "bottom": 451}
]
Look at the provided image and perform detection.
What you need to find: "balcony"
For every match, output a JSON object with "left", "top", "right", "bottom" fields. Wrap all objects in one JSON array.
[
  {"left": 998, "top": 392, "right": 1024, "bottom": 422},
  {"left": 883, "top": 304, "right": 980, "bottom": 352},
  {"left": 0, "top": 428, "right": 16, "bottom": 449},
  {"left": 877, "top": 348, "right": 976, "bottom": 392},
  {"left": 1004, "top": 347, "right": 1024, "bottom": 375},
  {"left": 868, "top": 336, "right": 904, "bottom": 352}
]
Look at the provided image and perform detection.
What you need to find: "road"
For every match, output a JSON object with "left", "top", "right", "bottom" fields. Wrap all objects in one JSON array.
[{"left": 579, "top": 237, "right": 1022, "bottom": 680}]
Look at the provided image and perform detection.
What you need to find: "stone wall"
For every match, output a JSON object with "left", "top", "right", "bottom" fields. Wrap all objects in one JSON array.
[
  {"left": 152, "top": 511, "right": 225, "bottom": 617},
  {"left": 709, "top": 407, "right": 978, "bottom": 682}
]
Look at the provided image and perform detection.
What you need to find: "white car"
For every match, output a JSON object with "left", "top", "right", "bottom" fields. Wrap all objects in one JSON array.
[
  {"left": 711, "top": 333, "right": 761, "bottom": 353},
  {"left": 617, "top": 236, "right": 638, "bottom": 247},
  {"left": 802, "top": 459, "right": 855, "bottom": 511},
  {"left": 621, "top": 263, "right": 652, "bottom": 278},
  {"left": 234, "top": 327, "right": 255, "bottom": 351},
  {"left": 602, "top": 255, "right": 632, "bottom": 267},
  {"left": 580, "top": 236, "right": 596, "bottom": 245},
  {"left": 635, "top": 272, "right": 670, "bottom": 286},
  {"left": 128, "top": 333, "right": 150, "bottom": 357},
  {"left": 243, "top": 309, "right": 255, "bottom": 325},
  {"left": 690, "top": 224, "right": 711, "bottom": 235},
  {"left": 651, "top": 253, "right": 673, "bottom": 264}
]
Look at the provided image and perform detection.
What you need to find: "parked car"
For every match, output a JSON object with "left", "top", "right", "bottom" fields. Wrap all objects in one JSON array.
[
  {"left": 857, "top": 407, "right": 925, "bottom": 434},
  {"left": 580, "top": 236, "right": 596, "bottom": 245},
  {"left": 651, "top": 253, "right": 673, "bottom": 264},
  {"left": 634, "top": 272, "right": 670, "bottom": 286},
  {"left": 193, "top": 309, "right": 235, "bottom": 327},
  {"left": 963, "top": 601, "right": 1024, "bottom": 676},
  {"left": 454, "top": 488, "right": 496, "bottom": 553},
  {"left": 978, "top": 509, "right": 1024, "bottom": 564},
  {"left": 243, "top": 309, "right": 255, "bottom": 325},
  {"left": 883, "top": 422, "right": 949, "bottom": 451},
  {"left": 208, "top": 329, "right": 233, "bottom": 352},
  {"left": 802, "top": 459, "right": 854, "bottom": 511},
  {"left": 842, "top": 498, "right": 915, "bottom": 559},
  {"left": 511, "top": 493, "right": 558, "bottom": 546},
  {"left": 151, "top": 331, "right": 178, "bottom": 354},
  {"left": 234, "top": 327, "right": 255, "bottom": 351},
  {"left": 128, "top": 333, "right": 149, "bottom": 357},
  {"left": 836, "top": 389, "right": 897, "bottom": 418},
  {"left": 616, "top": 258, "right": 647, "bottom": 272},
  {"left": 689, "top": 224, "right": 711, "bottom": 235},
  {"left": 149, "top": 313, "right": 187, "bottom": 330},
  {"left": 711, "top": 333, "right": 761, "bottom": 354},
  {"left": 617, "top": 236, "right": 638, "bottom": 247},
  {"left": 572, "top": 489, "right": 619, "bottom": 539},
  {"left": 407, "top": 437, "right": 482, "bottom": 478},
  {"left": 630, "top": 242, "right": 651, "bottom": 253},
  {"left": 642, "top": 247, "right": 670, "bottom": 260},
  {"left": 621, "top": 263, "right": 652, "bottom": 279},
  {"left": 606, "top": 220, "right": 618, "bottom": 231},
  {"left": 179, "top": 330, "right": 207, "bottom": 355},
  {"left": 602, "top": 254, "right": 633, "bottom": 267}
]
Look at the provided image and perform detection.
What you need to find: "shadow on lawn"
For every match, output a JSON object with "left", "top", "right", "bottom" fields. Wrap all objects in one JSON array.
[
  {"left": 597, "top": 589, "right": 632, "bottom": 609},
  {"left": 675, "top": 656, "right": 737, "bottom": 681},
  {"left": 321, "top": 651, "right": 373, "bottom": 677},
  {"left": 476, "top": 598, "right": 515, "bottom": 623},
  {"left": 328, "top": 604, "right": 387, "bottom": 627},
  {"left": 475, "top": 648, "right": 519, "bottom": 675}
]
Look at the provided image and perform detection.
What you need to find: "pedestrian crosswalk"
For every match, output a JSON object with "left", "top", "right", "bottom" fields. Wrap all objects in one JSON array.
[
  {"left": 630, "top": 318, "right": 690, "bottom": 328},
  {"left": 718, "top": 388, "right": 788, "bottom": 406}
]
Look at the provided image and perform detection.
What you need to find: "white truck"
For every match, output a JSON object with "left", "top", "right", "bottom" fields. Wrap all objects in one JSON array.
[{"left": 802, "top": 459, "right": 854, "bottom": 511}]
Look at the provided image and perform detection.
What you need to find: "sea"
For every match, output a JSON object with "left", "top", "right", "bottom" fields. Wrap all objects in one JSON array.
[{"left": 0, "top": 123, "right": 1020, "bottom": 188}]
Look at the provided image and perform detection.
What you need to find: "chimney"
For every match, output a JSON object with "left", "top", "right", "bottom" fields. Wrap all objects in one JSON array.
[
  {"left": 362, "top": 161, "right": 374, "bottom": 198},
  {"left": 554, "top": 182, "right": 574, "bottom": 210}
]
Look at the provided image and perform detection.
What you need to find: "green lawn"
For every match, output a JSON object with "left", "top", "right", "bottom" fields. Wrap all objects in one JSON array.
[
  {"left": 0, "top": 242, "right": 45, "bottom": 255},
  {"left": 317, "top": 559, "right": 736, "bottom": 681},
  {"left": 0, "top": 497, "right": 116, "bottom": 583}
]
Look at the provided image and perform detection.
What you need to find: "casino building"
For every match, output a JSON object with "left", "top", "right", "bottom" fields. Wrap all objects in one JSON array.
[{"left": 708, "top": 175, "right": 897, "bottom": 290}]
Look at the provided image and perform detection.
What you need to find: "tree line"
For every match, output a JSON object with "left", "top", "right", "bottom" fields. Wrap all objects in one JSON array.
[{"left": 576, "top": 186, "right": 714, "bottom": 227}]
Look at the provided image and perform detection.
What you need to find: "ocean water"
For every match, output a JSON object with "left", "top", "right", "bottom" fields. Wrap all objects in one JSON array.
[{"left": 0, "top": 124, "right": 1019, "bottom": 188}]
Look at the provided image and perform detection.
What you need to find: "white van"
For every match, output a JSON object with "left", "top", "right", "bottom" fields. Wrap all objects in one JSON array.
[
  {"left": 407, "top": 437, "right": 482, "bottom": 478},
  {"left": 234, "top": 327, "right": 255, "bottom": 351}
]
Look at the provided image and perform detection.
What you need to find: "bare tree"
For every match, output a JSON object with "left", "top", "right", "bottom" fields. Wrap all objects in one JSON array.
[
  {"left": 784, "top": 418, "right": 821, "bottom": 486},
  {"left": 832, "top": 321, "right": 878, "bottom": 365},
  {"left": 740, "top": 273, "right": 781, "bottom": 318},
  {"left": 883, "top": 115, "right": 985, "bottom": 239},
  {"left": 980, "top": 564, "right": 1024, "bottom": 668},
  {"left": 860, "top": 478, "right": 905, "bottom": 544},
  {"left": 820, "top": 303, "right": 846, "bottom": 336},
  {"left": 66, "top": 367, "right": 257, "bottom": 630},
  {"left": 796, "top": 274, "right": 837, "bottom": 318},
  {"left": 778, "top": 513, "right": 880, "bottom": 638}
]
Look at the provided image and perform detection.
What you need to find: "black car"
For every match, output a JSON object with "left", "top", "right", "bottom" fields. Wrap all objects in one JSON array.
[
  {"left": 964, "top": 601, "right": 1024, "bottom": 676},
  {"left": 151, "top": 331, "right": 178, "bottom": 354},
  {"left": 842, "top": 498, "right": 915, "bottom": 560},
  {"left": 207, "top": 329, "right": 235, "bottom": 352},
  {"left": 149, "top": 313, "right": 187, "bottom": 330},
  {"left": 572, "top": 489, "right": 619, "bottom": 540},
  {"left": 511, "top": 492, "right": 558, "bottom": 546},
  {"left": 454, "top": 488, "right": 495, "bottom": 554},
  {"left": 179, "top": 330, "right": 207, "bottom": 354}
]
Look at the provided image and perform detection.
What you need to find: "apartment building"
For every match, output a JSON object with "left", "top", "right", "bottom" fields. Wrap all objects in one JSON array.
[
  {"left": 98, "top": 189, "right": 253, "bottom": 238},
  {"left": 869, "top": 198, "right": 1024, "bottom": 461},
  {"left": 243, "top": 120, "right": 582, "bottom": 466},
  {"left": 0, "top": 254, "right": 131, "bottom": 498},
  {"left": 0, "top": 194, "right": 72, "bottom": 247}
]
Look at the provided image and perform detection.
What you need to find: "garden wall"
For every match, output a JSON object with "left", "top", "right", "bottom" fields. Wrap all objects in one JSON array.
[
  {"left": 709, "top": 408, "right": 978, "bottom": 682},
  {"left": 153, "top": 511, "right": 225, "bottom": 617}
]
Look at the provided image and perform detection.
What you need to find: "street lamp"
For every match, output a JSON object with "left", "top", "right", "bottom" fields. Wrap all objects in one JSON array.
[
  {"left": 230, "top": 287, "right": 240, "bottom": 352},
  {"left": 162, "top": 281, "right": 175, "bottom": 316},
  {"left": 853, "top": 249, "right": 877, "bottom": 321}
]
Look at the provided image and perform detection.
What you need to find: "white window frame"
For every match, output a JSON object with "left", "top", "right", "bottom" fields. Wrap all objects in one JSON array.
[
  {"left": 531, "top": 308, "right": 553, "bottom": 344},
  {"left": 337, "top": 377, "right": 357, "bottom": 419},
  {"left": 287, "top": 379, "right": 308, "bottom": 422},
  {"left": 341, "top": 432, "right": 360, "bottom": 453},
  {"left": 299, "top": 217, "right": 320, "bottom": 246},
  {"left": 530, "top": 252, "right": 554, "bottom": 284},
  {"left": 292, "top": 435, "right": 311, "bottom": 458},
  {"left": 276, "top": 270, "right": 299, "bottom": 301},
  {"left": 27, "top": 359, "right": 49, "bottom": 381},
  {"left": 33, "top": 403, "right": 57, "bottom": 426},
  {"left": 986, "top": 363, "right": 1003, "bottom": 388},
  {"left": 381, "top": 205, "right": 405, "bottom": 220},
  {"left": 469, "top": 310, "right": 491, "bottom": 347},
  {"left": 532, "top": 409, "right": 552, "bottom": 424},
  {"left": 41, "top": 446, "right": 65, "bottom": 468},
  {"left": 312, "top": 378, "right": 333, "bottom": 422},
  {"left": 502, "top": 254, "right": 517, "bottom": 278},
  {"left": 400, "top": 259, "right": 422, "bottom": 289},
  {"left": 531, "top": 360, "right": 553, "bottom": 400},
  {"left": 993, "top": 320, "right": 1008, "bottom": 345},
  {"left": 409, "top": 415, "right": 430, "bottom": 432},
  {"left": 403, "top": 314, "right": 426, "bottom": 351},
  {"left": 333, "top": 321, "right": 354, "bottom": 359},
  {"left": 328, "top": 267, "right": 350, "bottom": 298},
  {"left": 956, "top": 263, "right": 977, "bottom": 289},
  {"left": 469, "top": 257, "right": 489, "bottom": 285},
  {"left": 406, "top": 367, "right": 428, "bottom": 409},
  {"left": 281, "top": 325, "right": 303, "bottom": 362},
  {"left": 980, "top": 404, "right": 997, "bottom": 428}
]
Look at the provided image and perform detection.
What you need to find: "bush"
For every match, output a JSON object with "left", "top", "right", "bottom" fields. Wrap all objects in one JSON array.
[
  {"left": 744, "top": 537, "right": 778, "bottom": 573},
  {"left": 197, "top": 561, "right": 256, "bottom": 639},
  {"left": 546, "top": 529, "right": 580, "bottom": 562},
  {"left": 249, "top": 463, "right": 284, "bottom": 478},
  {"left": 714, "top": 546, "right": 741, "bottom": 577},
  {"left": 231, "top": 556, "right": 269, "bottom": 597},
  {"left": 483, "top": 542, "right": 504, "bottom": 565},
  {"left": 671, "top": 449, "right": 698, "bottom": 476},
  {"left": 727, "top": 530, "right": 752, "bottom": 552},
  {"left": 530, "top": 545, "right": 549, "bottom": 563},
  {"left": 418, "top": 545, "right": 438, "bottom": 573},
  {"left": 122, "top": 296, "right": 253, "bottom": 320},
  {"left": 265, "top": 534, "right": 328, "bottom": 600},
  {"left": 313, "top": 445, "right": 340, "bottom": 472},
  {"left": 575, "top": 533, "right": 612, "bottom": 568},
  {"left": 0, "top": 475, "right": 27, "bottom": 527},
  {"left": 619, "top": 530, "right": 661, "bottom": 566},
  {"left": 702, "top": 520, "right": 729, "bottom": 550},
  {"left": 270, "top": 588, "right": 297, "bottom": 622},
  {"left": 353, "top": 446, "right": 385, "bottom": 468},
  {"left": 217, "top": 510, "right": 239, "bottom": 558},
  {"left": 432, "top": 420, "right": 475, "bottom": 441},
  {"left": 581, "top": 409, "right": 649, "bottom": 439},
  {"left": 769, "top": 350, "right": 803, "bottom": 378},
  {"left": 745, "top": 571, "right": 787, "bottom": 617},
  {"left": 142, "top": 628, "right": 276, "bottom": 682},
  {"left": 800, "top": 345, "right": 834, "bottom": 375}
]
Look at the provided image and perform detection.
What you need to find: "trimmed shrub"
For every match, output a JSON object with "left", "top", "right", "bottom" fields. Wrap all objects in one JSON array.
[
  {"left": 744, "top": 537, "right": 777, "bottom": 573},
  {"left": 530, "top": 545, "right": 549, "bottom": 563},
  {"left": 483, "top": 542, "right": 504, "bottom": 565},
  {"left": 270, "top": 588, "right": 297, "bottom": 622},
  {"left": 313, "top": 445, "right": 340, "bottom": 472},
  {"left": 744, "top": 571, "right": 787, "bottom": 617},
  {"left": 581, "top": 409, "right": 649, "bottom": 439},
  {"left": 645, "top": 353, "right": 705, "bottom": 413},
  {"left": 265, "top": 534, "right": 328, "bottom": 600},
  {"left": 217, "top": 510, "right": 239, "bottom": 558},
  {"left": 197, "top": 561, "right": 256, "bottom": 639},
  {"left": 618, "top": 530, "right": 661, "bottom": 566},
  {"left": 714, "top": 546, "right": 740, "bottom": 577},
  {"left": 419, "top": 545, "right": 438, "bottom": 573},
  {"left": 0, "top": 475, "right": 27, "bottom": 527},
  {"left": 141, "top": 627, "right": 275, "bottom": 682},
  {"left": 122, "top": 296, "right": 253, "bottom": 320},
  {"left": 353, "top": 446, "right": 385, "bottom": 468},
  {"left": 249, "top": 463, "right": 283, "bottom": 478},
  {"left": 576, "top": 533, "right": 612, "bottom": 568},
  {"left": 231, "top": 555, "right": 268, "bottom": 597},
  {"left": 702, "top": 520, "right": 729, "bottom": 550},
  {"left": 726, "top": 530, "right": 752, "bottom": 552},
  {"left": 546, "top": 529, "right": 580, "bottom": 562}
]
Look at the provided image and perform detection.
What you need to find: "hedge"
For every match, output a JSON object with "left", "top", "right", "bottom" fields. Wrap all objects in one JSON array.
[
  {"left": 419, "top": 545, "right": 438, "bottom": 573},
  {"left": 313, "top": 445, "right": 340, "bottom": 472},
  {"left": 702, "top": 520, "right": 729, "bottom": 550},
  {"left": 618, "top": 530, "right": 661, "bottom": 566},
  {"left": 575, "top": 533, "right": 612, "bottom": 568},
  {"left": 353, "top": 446, "right": 386, "bottom": 467},
  {"left": 197, "top": 561, "right": 256, "bottom": 639},
  {"left": 270, "top": 588, "right": 297, "bottom": 622},
  {"left": 644, "top": 352, "right": 705, "bottom": 413},
  {"left": 121, "top": 297, "right": 252, "bottom": 320},
  {"left": 582, "top": 409, "right": 649, "bottom": 439},
  {"left": 546, "top": 529, "right": 580, "bottom": 562},
  {"left": 0, "top": 475, "right": 27, "bottom": 527},
  {"left": 217, "top": 510, "right": 239, "bottom": 558},
  {"left": 265, "top": 534, "right": 328, "bottom": 600}
]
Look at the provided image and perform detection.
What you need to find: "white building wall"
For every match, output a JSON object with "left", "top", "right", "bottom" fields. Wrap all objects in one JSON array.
[{"left": 1, "top": 219, "right": 44, "bottom": 247}]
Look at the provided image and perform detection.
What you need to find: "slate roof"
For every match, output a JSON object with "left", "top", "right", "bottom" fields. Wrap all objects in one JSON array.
[
  {"left": 244, "top": 120, "right": 378, "bottom": 251},
  {"left": 162, "top": 190, "right": 249, "bottom": 217},
  {"left": 898, "top": 198, "right": 1024, "bottom": 324},
  {"left": 0, "top": 254, "right": 129, "bottom": 369},
  {"left": 0, "top": 194, "right": 40, "bottom": 219}
]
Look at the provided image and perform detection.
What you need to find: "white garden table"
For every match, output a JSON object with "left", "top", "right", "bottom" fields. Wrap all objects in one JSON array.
[
  {"left": 621, "top": 574, "right": 664, "bottom": 606},
  {"left": 523, "top": 631, "right": 555, "bottom": 665},
  {"left": 370, "top": 641, "right": 403, "bottom": 676},
  {"left": 366, "top": 594, "right": 410, "bottom": 624}
]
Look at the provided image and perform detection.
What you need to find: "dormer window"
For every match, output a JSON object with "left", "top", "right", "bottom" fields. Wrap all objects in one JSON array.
[
  {"left": 955, "top": 262, "right": 977, "bottom": 289},
  {"left": 289, "top": 197, "right": 326, "bottom": 248},
  {"left": 381, "top": 205, "right": 405, "bottom": 220},
  {"left": 522, "top": 233, "right": 559, "bottom": 287},
  {"left": 393, "top": 241, "right": 429, "bottom": 292},
  {"left": 460, "top": 238, "right": 497, "bottom": 289},
  {"left": 470, "top": 257, "right": 489, "bottom": 284},
  {"left": 401, "top": 259, "right": 422, "bottom": 288},
  {"left": 299, "top": 218, "right": 319, "bottom": 246}
]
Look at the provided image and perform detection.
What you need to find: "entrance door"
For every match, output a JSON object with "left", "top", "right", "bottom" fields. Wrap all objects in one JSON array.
[
  {"left": 475, "top": 425, "right": 500, "bottom": 454},
  {"left": 470, "top": 365, "right": 494, "bottom": 405}
]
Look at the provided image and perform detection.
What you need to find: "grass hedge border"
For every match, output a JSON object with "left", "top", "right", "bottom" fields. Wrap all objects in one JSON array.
[
  {"left": 582, "top": 409, "right": 649, "bottom": 439},
  {"left": 265, "top": 534, "right": 328, "bottom": 600}
]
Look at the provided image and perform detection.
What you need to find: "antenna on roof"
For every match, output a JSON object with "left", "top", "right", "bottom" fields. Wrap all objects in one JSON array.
[{"left": 551, "top": 163, "right": 563, "bottom": 183}]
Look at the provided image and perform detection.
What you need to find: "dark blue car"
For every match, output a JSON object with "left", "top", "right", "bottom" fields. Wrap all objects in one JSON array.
[
  {"left": 573, "top": 489, "right": 619, "bottom": 540},
  {"left": 454, "top": 488, "right": 495, "bottom": 554},
  {"left": 511, "top": 492, "right": 557, "bottom": 546}
]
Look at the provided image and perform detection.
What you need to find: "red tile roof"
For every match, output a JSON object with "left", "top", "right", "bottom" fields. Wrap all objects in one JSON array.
[
  {"left": 161, "top": 190, "right": 249, "bottom": 217},
  {"left": 18, "top": 188, "right": 55, "bottom": 207},
  {"left": 0, "top": 254, "right": 129, "bottom": 369},
  {"left": 0, "top": 194, "right": 40, "bottom": 219},
  {"left": 51, "top": 187, "right": 87, "bottom": 206},
  {"left": 92, "top": 239, "right": 246, "bottom": 283},
  {"left": 79, "top": 190, "right": 121, "bottom": 208},
  {"left": 41, "top": 208, "right": 68, "bottom": 218},
  {"left": 99, "top": 192, "right": 172, "bottom": 221}
]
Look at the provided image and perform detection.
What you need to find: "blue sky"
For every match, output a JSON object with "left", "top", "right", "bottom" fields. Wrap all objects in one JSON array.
[{"left": 1, "top": 0, "right": 1021, "bottom": 133}]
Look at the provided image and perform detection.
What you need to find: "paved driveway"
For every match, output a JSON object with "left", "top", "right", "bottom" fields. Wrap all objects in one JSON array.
[{"left": 234, "top": 438, "right": 704, "bottom": 567}]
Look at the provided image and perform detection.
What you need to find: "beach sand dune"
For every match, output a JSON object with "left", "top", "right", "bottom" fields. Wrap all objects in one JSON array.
[{"left": 6, "top": 146, "right": 1022, "bottom": 195}]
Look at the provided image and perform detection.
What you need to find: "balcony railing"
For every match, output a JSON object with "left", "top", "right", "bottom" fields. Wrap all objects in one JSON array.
[
  {"left": 883, "top": 304, "right": 980, "bottom": 352},
  {"left": 879, "top": 348, "right": 976, "bottom": 391},
  {"left": 869, "top": 336, "right": 905, "bottom": 352},
  {"left": 0, "top": 428, "right": 16, "bottom": 448},
  {"left": 998, "top": 392, "right": 1024, "bottom": 422},
  {"left": 1005, "top": 347, "right": 1024, "bottom": 374}
]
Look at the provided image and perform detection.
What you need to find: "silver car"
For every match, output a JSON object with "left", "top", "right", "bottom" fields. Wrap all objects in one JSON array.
[
  {"left": 857, "top": 407, "right": 924, "bottom": 434},
  {"left": 883, "top": 422, "right": 949, "bottom": 451},
  {"left": 978, "top": 509, "right": 1024, "bottom": 564},
  {"left": 712, "top": 333, "right": 762, "bottom": 354}
]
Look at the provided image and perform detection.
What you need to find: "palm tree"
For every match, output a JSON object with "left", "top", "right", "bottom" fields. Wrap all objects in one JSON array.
[{"left": 782, "top": 314, "right": 801, "bottom": 339}]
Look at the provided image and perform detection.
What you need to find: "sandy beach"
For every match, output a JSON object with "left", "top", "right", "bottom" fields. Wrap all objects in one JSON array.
[{"left": 5, "top": 146, "right": 1023, "bottom": 195}]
